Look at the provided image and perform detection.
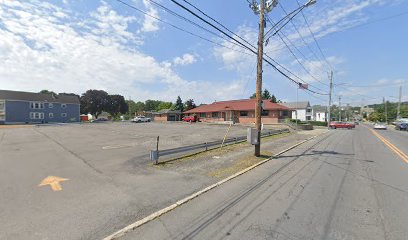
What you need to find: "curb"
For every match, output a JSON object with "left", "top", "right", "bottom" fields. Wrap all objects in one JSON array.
[{"left": 103, "top": 133, "right": 324, "bottom": 240}]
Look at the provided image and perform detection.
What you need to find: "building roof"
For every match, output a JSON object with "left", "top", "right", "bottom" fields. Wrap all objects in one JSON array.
[
  {"left": 281, "top": 101, "right": 310, "bottom": 110},
  {"left": 312, "top": 105, "right": 327, "bottom": 112},
  {"left": 184, "top": 99, "right": 289, "bottom": 113},
  {"left": 0, "top": 90, "right": 80, "bottom": 104},
  {"left": 154, "top": 109, "right": 181, "bottom": 114}
]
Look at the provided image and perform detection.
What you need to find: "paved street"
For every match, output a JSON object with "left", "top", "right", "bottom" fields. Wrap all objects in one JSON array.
[{"left": 121, "top": 125, "right": 408, "bottom": 240}]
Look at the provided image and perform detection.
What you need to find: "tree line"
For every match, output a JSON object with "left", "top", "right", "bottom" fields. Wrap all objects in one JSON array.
[
  {"left": 249, "top": 89, "right": 281, "bottom": 103},
  {"left": 366, "top": 101, "right": 408, "bottom": 122},
  {"left": 126, "top": 96, "right": 197, "bottom": 116},
  {"left": 40, "top": 90, "right": 197, "bottom": 118}
]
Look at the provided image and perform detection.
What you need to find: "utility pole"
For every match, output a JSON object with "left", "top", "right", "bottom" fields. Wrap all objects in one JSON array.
[
  {"left": 383, "top": 97, "right": 388, "bottom": 123},
  {"left": 327, "top": 71, "right": 333, "bottom": 129},
  {"left": 254, "top": 0, "right": 266, "bottom": 157},
  {"left": 397, "top": 85, "right": 402, "bottom": 119},
  {"left": 338, "top": 96, "right": 342, "bottom": 121}
]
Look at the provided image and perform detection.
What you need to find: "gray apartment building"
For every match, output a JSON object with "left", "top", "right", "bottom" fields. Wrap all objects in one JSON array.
[{"left": 0, "top": 90, "right": 80, "bottom": 124}]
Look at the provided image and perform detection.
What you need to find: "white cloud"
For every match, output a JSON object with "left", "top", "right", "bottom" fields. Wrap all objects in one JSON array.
[
  {"left": 0, "top": 0, "right": 237, "bottom": 103},
  {"left": 140, "top": 0, "right": 159, "bottom": 32},
  {"left": 173, "top": 53, "right": 197, "bottom": 66}
]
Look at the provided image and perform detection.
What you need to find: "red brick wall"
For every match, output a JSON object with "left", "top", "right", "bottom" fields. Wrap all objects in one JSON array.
[
  {"left": 195, "top": 110, "right": 281, "bottom": 124},
  {"left": 154, "top": 115, "right": 167, "bottom": 121}
]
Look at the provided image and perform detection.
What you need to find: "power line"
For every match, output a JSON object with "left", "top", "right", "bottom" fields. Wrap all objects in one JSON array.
[
  {"left": 265, "top": 15, "right": 329, "bottom": 89},
  {"left": 273, "top": 2, "right": 325, "bottom": 68},
  {"left": 146, "top": 0, "right": 253, "bottom": 51},
  {"left": 296, "top": 0, "right": 333, "bottom": 70},
  {"left": 120, "top": 0, "right": 328, "bottom": 96},
  {"left": 169, "top": 0, "right": 328, "bottom": 96},
  {"left": 113, "top": 0, "right": 253, "bottom": 56},
  {"left": 181, "top": 0, "right": 258, "bottom": 51}
]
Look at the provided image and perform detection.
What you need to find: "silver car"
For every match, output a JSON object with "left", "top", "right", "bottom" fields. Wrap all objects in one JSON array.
[{"left": 131, "top": 116, "right": 151, "bottom": 123}]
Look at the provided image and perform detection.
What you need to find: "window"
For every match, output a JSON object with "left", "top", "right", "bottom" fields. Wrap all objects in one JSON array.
[
  {"left": 240, "top": 111, "right": 248, "bottom": 117},
  {"left": 61, "top": 104, "right": 67, "bottom": 109},
  {"left": 30, "top": 112, "right": 44, "bottom": 119},
  {"left": 306, "top": 108, "right": 312, "bottom": 113},
  {"left": 211, "top": 112, "right": 219, "bottom": 118},
  {"left": 199, "top": 113, "right": 206, "bottom": 118},
  {"left": 261, "top": 110, "right": 269, "bottom": 116},
  {"left": 306, "top": 116, "right": 311, "bottom": 121},
  {"left": 30, "top": 102, "right": 44, "bottom": 109},
  {"left": 0, "top": 101, "right": 5, "bottom": 121},
  {"left": 0, "top": 100, "right": 4, "bottom": 111},
  {"left": 61, "top": 113, "right": 67, "bottom": 117},
  {"left": 48, "top": 103, "right": 53, "bottom": 108},
  {"left": 49, "top": 113, "right": 54, "bottom": 118}
]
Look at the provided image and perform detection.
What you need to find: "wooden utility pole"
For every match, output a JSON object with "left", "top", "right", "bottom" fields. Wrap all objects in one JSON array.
[
  {"left": 254, "top": 0, "right": 265, "bottom": 157},
  {"left": 328, "top": 71, "right": 333, "bottom": 129},
  {"left": 397, "top": 85, "right": 402, "bottom": 119},
  {"left": 338, "top": 96, "right": 342, "bottom": 121}
]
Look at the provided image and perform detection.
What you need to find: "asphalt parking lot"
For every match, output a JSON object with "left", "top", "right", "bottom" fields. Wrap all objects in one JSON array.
[
  {"left": 0, "top": 122, "right": 253, "bottom": 239},
  {"left": 0, "top": 122, "right": 323, "bottom": 239}
]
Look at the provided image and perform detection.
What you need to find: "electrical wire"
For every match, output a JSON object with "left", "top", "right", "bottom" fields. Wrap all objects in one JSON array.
[
  {"left": 275, "top": 2, "right": 328, "bottom": 71},
  {"left": 168, "top": 0, "right": 329, "bottom": 95},
  {"left": 113, "top": 0, "right": 253, "bottom": 56},
  {"left": 265, "top": 15, "right": 329, "bottom": 89},
  {"left": 296, "top": 0, "right": 333, "bottom": 70}
]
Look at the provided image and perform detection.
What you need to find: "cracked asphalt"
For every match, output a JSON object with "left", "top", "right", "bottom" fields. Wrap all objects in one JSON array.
[{"left": 120, "top": 125, "right": 408, "bottom": 240}]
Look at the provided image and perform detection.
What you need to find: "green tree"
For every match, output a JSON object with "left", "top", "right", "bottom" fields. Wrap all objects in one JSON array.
[
  {"left": 174, "top": 96, "right": 184, "bottom": 111},
  {"left": 126, "top": 100, "right": 145, "bottom": 115},
  {"left": 107, "top": 95, "right": 128, "bottom": 118},
  {"left": 39, "top": 90, "right": 57, "bottom": 95},
  {"left": 271, "top": 94, "right": 277, "bottom": 103},
  {"left": 80, "top": 90, "right": 110, "bottom": 118},
  {"left": 184, "top": 99, "right": 196, "bottom": 111},
  {"left": 144, "top": 100, "right": 161, "bottom": 111},
  {"left": 250, "top": 89, "right": 278, "bottom": 101},
  {"left": 157, "top": 101, "right": 173, "bottom": 111},
  {"left": 262, "top": 89, "right": 271, "bottom": 99}
]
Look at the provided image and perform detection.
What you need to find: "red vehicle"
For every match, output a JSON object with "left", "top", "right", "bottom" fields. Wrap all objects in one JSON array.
[
  {"left": 182, "top": 115, "right": 198, "bottom": 122},
  {"left": 329, "top": 121, "right": 355, "bottom": 129}
]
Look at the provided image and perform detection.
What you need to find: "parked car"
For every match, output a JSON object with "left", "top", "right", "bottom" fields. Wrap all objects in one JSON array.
[
  {"left": 395, "top": 122, "right": 408, "bottom": 131},
  {"left": 91, "top": 117, "right": 109, "bottom": 122},
  {"left": 131, "top": 116, "right": 151, "bottom": 123},
  {"left": 374, "top": 123, "right": 387, "bottom": 130},
  {"left": 329, "top": 121, "right": 355, "bottom": 129},
  {"left": 182, "top": 115, "right": 198, "bottom": 122}
]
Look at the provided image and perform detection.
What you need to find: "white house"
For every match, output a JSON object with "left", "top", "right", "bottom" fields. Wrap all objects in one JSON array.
[
  {"left": 312, "top": 105, "right": 328, "bottom": 122},
  {"left": 281, "top": 101, "right": 312, "bottom": 121}
]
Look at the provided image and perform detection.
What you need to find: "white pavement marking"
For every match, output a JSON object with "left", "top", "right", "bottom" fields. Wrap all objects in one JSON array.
[{"left": 103, "top": 133, "right": 326, "bottom": 240}]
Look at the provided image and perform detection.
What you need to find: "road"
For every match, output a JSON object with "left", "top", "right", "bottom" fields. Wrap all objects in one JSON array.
[{"left": 120, "top": 125, "right": 408, "bottom": 240}]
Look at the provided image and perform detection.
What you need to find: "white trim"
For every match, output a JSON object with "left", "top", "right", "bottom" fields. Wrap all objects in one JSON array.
[
  {"left": 48, "top": 103, "right": 53, "bottom": 108},
  {"left": 30, "top": 112, "right": 44, "bottom": 119},
  {"left": 0, "top": 100, "right": 5, "bottom": 121}
]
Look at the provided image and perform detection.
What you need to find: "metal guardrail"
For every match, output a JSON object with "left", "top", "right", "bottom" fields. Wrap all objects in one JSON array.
[{"left": 150, "top": 129, "right": 290, "bottom": 164}]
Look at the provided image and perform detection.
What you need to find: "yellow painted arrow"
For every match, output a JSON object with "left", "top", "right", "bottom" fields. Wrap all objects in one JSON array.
[{"left": 38, "top": 176, "right": 69, "bottom": 191}]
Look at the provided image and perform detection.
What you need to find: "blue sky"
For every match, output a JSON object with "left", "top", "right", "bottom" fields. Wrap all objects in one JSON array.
[{"left": 0, "top": 0, "right": 407, "bottom": 106}]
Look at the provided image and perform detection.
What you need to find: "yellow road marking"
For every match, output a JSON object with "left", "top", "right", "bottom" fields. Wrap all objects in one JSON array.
[
  {"left": 38, "top": 176, "right": 69, "bottom": 191},
  {"left": 369, "top": 128, "right": 408, "bottom": 164}
]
